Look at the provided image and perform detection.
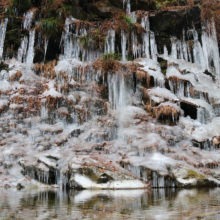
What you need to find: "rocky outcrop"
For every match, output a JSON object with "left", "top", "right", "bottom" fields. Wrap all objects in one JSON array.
[
  {"left": 18, "top": 152, "right": 147, "bottom": 189},
  {"left": 121, "top": 154, "right": 217, "bottom": 188},
  {"left": 149, "top": 6, "right": 201, "bottom": 53}
]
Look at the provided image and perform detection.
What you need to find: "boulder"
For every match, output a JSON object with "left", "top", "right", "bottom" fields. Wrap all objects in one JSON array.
[{"left": 121, "top": 153, "right": 217, "bottom": 188}]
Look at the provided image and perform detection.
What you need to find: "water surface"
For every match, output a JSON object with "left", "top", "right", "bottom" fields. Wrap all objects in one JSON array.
[{"left": 1, "top": 188, "right": 220, "bottom": 220}]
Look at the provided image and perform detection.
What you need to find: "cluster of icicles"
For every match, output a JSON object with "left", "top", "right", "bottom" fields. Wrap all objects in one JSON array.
[{"left": 0, "top": 9, "right": 219, "bottom": 76}]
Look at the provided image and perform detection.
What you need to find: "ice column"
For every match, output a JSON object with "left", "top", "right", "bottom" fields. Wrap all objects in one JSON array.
[
  {"left": 142, "top": 16, "right": 150, "bottom": 58},
  {"left": 202, "top": 21, "right": 220, "bottom": 76},
  {"left": 123, "top": 0, "right": 131, "bottom": 14},
  {"left": 132, "top": 31, "right": 141, "bottom": 59},
  {"left": 0, "top": 18, "right": 8, "bottom": 59},
  {"left": 26, "top": 29, "right": 36, "bottom": 64},
  {"left": 121, "top": 31, "right": 127, "bottom": 61},
  {"left": 23, "top": 10, "right": 34, "bottom": 29},
  {"left": 17, "top": 37, "right": 28, "bottom": 62},
  {"left": 192, "top": 29, "right": 206, "bottom": 70},
  {"left": 105, "top": 29, "right": 115, "bottom": 53},
  {"left": 44, "top": 38, "right": 49, "bottom": 61},
  {"left": 150, "top": 32, "right": 157, "bottom": 61},
  {"left": 108, "top": 74, "right": 130, "bottom": 109},
  {"left": 18, "top": 10, "right": 36, "bottom": 64}
]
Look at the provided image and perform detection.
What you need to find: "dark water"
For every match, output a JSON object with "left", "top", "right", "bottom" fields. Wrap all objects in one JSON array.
[{"left": 1, "top": 188, "right": 220, "bottom": 219}]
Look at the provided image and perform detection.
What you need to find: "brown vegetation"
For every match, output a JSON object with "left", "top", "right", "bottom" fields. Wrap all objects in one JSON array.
[{"left": 153, "top": 104, "right": 180, "bottom": 124}]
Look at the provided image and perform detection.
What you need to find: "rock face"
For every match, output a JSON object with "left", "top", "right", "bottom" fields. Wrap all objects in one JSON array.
[
  {"left": 1, "top": 1, "right": 220, "bottom": 190},
  {"left": 149, "top": 6, "right": 201, "bottom": 53}
]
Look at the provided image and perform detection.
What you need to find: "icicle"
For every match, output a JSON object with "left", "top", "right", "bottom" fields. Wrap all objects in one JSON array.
[
  {"left": 105, "top": 29, "right": 115, "bottom": 53},
  {"left": 202, "top": 20, "right": 220, "bottom": 76},
  {"left": 192, "top": 28, "right": 206, "bottom": 69},
  {"left": 141, "top": 16, "right": 150, "bottom": 58},
  {"left": 130, "top": 12, "right": 137, "bottom": 23},
  {"left": 142, "top": 32, "right": 150, "bottom": 58},
  {"left": 132, "top": 31, "right": 141, "bottom": 59},
  {"left": 121, "top": 31, "right": 127, "bottom": 61},
  {"left": 0, "top": 18, "right": 8, "bottom": 59},
  {"left": 17, "top": 37, "right": 28, "bottom": 62},
  {"left": 108, "top": 73, "right": 130, "bottom": 109},
  {"left": 23, "top": 10, "right": 34, "bottom": 29},
  {"left": 171, "top": 37, "right": 177, "bottom": 59},
  {"left": 123, "top": 0, "right": 131, "bottom": 14},
  {"left": 182, "top": 30, "right": 188, "bottom": 61},
  {"left": 141, "top": 16, "right": 150, "bottom": 31},
  {"left": 164, "top": 45, "right": 168, "bottom": 57},
  {"left": 187, "top": 41, "right": 192, "bottom": 63},
  {"left": 44, "top": 38, "right": 49, "bottom": 61},
  {"left": 26, "top": 29, "right": 36, "bottom": 65},
  {"left": 150, "top": 32, "right": 157, "bottom": 61}
]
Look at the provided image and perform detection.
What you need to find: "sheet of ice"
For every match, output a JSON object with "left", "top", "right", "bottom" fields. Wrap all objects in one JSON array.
[
  {"left": 43, "top": 81, "right": 62, "bottom": 97},
  {"left": 55, "top": 60, "right": 72, "bottom": 75},
  {"left": 74, "top": 174, "right": 146, "bottom": 189},
  {"left": 148, "top": 87, "right": 179, "bottom": 101},
  {"left": 192, "top": 117, "right": 220, "bottom": 142}
]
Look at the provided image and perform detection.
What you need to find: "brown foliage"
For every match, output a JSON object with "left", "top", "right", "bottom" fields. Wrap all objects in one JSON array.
[{"left": 0, "top": 0, "right": 12, "bottom": 16}]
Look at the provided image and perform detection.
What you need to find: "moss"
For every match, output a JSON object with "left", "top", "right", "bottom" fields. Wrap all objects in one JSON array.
[
  {"left": 124, "top": 16, "right": 135, "bottom": 25},
  {"left": 77, "top": 168, "right": 100, "bottom": 182},
  {"left": 187, "top": 170, "right": 205, "bottom": 179}
]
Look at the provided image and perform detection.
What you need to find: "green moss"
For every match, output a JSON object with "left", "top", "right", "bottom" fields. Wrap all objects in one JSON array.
[
  {"left": 123, "top": 16, "right": 135, "bottom": 25},
  {"left": 78, "top": 168, "right": 100, "bottom": 182},
  {"left": 187, "top": 170, "right": 205, "bottom": 179}
]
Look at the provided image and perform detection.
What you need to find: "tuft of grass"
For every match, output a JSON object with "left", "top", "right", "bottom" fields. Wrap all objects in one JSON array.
[{"left": 37, "top": 18, "right": 60, "bottom": 37}]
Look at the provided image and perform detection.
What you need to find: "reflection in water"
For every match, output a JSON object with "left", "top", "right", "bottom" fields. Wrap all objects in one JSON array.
[{"left": 1, "top": 188, "right": 220, "bottom": 219}]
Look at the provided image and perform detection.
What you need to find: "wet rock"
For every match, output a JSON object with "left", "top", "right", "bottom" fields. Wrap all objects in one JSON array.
[
  {"left": 16, "top": 183, "right": 25, "bottom": 190},
  {"left": 71, "top": 129, "right": 81, "bottom": 138},
  {"left": 149, "top": 7, "right": 201, "bottom": 53},
  {"left": 68, "top": 155, "right": 147, "bottom": 189},
  {"left": 121, "top": 153, "right": 217, "bottom": 188},
  {"left": 87, "top": 0, "right": 122, "bottom": 20}
]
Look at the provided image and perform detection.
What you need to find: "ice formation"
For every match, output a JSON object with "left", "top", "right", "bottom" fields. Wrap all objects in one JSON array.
[{"left": 1, "top": 7, "right": 220, "bottom": 190}]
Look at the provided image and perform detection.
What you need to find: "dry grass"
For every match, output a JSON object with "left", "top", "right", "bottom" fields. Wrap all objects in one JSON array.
[
  {"left": 9, "top": 71, "right": 22, "bottom": 81},
  {"left": 153, "top": 104, "right": 180, "bottom": 123},
  {"left": 35, "top": 60, "right": 57, "bottom": 79},
  {"left": 136, "top": 69, "right": 151, "bottom": 87}
]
